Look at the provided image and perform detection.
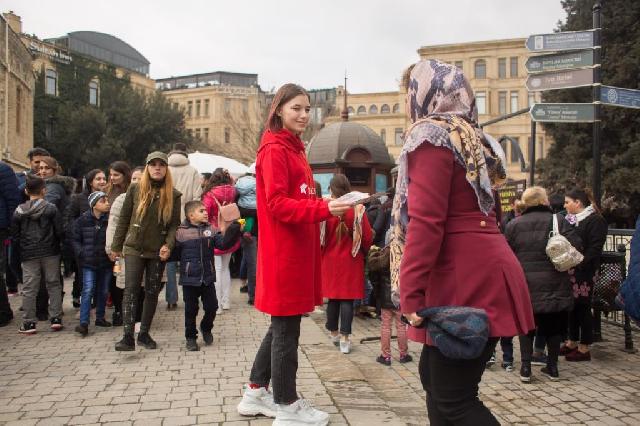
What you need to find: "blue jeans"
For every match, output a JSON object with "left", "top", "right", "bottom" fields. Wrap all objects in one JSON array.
[
  {"left": 80, "top": 267, "right": 111, "bottom": 325},
  {"left": 165, "top": 261, "right": 178, "bottom": 304},
  {"left": 500, "top": 337, "right": 514, "bottom": 363},
  {"left": 241, "top": 236, "right": 257, "bottom": 301}
]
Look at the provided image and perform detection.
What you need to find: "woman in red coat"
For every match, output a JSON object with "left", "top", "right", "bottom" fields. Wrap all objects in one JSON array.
[
  {"left": 236, "top": 84, "right": 351, "bottom": 426},
  {"left": 392, "top": 60, "right": 535, "bottom": 425},
  {"left": 321, "top": 174, "right": 373, "bottom": 354}
]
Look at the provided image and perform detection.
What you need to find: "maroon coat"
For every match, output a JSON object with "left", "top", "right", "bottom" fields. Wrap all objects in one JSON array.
[
  {"left": 321, "top": 207, "right": 373, "bottom": 300},
  {"left": 399, "top": 143, "right": 535, "bottom": 344}
]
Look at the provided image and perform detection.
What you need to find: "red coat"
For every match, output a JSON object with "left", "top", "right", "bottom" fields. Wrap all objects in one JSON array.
[
  {"left": 321, "top": 207, "right": 373, "bottom": 300},
  {"left": 255, "top": 130, "right": 332, "bottom": 316},
  {"left": 400, "top": 143, "right": 535, "bottom": 344}
]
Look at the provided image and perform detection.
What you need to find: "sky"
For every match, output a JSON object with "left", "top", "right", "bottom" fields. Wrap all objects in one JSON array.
[{"left": 5, "top": 0, "right": 566, "bottom": 93}]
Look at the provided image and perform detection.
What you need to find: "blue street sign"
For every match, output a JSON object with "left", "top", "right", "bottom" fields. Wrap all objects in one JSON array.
[{"left": 600, "top": 85, "right": 640, "bottom": 109}]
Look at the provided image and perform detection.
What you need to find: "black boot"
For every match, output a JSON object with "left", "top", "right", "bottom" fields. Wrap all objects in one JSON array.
[
  {"left": 137, "top": 332, "right": 157, "bottom": 349},
  {"left": 541, "top": 364, "right": 559, "bottom": 381},
  {"left": 186, "top": 338, "right": 199, "bottom": 351},
  {"left": 115, "top": 333, "right": 135, "bottom": 351},
  {"left": 112, "top": 311, "right": 123, "bottom": 326},
  {"left": 520, "top": 362, "right": 532, "bottom": 383}
]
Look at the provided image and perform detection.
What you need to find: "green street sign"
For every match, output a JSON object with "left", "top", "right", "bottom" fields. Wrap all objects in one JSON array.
[
  {"left": 526, "top": 68, "right": 594, "bottom": 92},
  {"left": 526, "top": 30, "right": 596, "bottom": 52},
  {"left": 530, "top": 103, "right": 597, "bottom": 123},
  {"left": 526, "top": 50, "right": 594, "bottom": 73}
]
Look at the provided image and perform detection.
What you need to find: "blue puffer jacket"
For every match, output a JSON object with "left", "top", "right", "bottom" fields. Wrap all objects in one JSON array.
[
  {"left": 71, "top": 210, "right": 112, "bottom": 270},
  {"left": 618, "top": 216, "right": 640, "bottom": 326},
  {"left": 235, "top": 175, "right": 257, "bottom": 209},
  {"left": 0, "top": 162, "right": 21, "bottom": 230},
  {"left": 173, "top": 220, "right": 241, "bottom": 286}
]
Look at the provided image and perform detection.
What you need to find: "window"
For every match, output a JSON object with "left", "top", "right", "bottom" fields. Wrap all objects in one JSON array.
[
  {"left": 347, "top": 106, "right": 355, "bottom": 115},
  {"left": 498, "top": 58, "right": 507, "bottom": 79},
  {"left": 476, "top": 92, "right": 487, "bottom": 115},
  {"left": 369, "top": 105, "right": 378, "bottom": 114},
  {"left": 204, "top": 99, "right": 210, "bottom": 116},
  {"left": 380, "top": 129, "right": 386, "bottom": 143},
  {"left": 380, "top": 104, "right": 390, "bottom": 114},
  {"left": 187, "top": 101, "right": 193, "bottom": 118},
  {"left": 474, "top": 60, "right": 486, "bottom": 79},
  {"left": 16, "top": 87, "right": 22, "bottom": 134},
  {"left": 528, "top": 93, "right": 536, "bottom": 107},
  {"left": 510, "top": 137, "right": 520, "bottom": 164},
  {"left": 394, "top": 128, "right": 403, "bottom": 146},
  {"left": 224, "top": 127, "right": 230, "bottom": 144},
  {"left": 224, "top": 99, "right": 231, "bottom": 114},
  {"left": 45, "top": 69, "right": 57, "bottom": 96},
  {"left": 195, "top": 128, "right": 201, "bottom": 140},
  {"left": 196, "top": 100, "right": 201, "bottom": 117},
  {"left": 204, "top": 128, "right": 209, "bottom": 142},
  {"left": 510, "top": 57, "right": 518, "bottom": 77},
  {"left": 357, "top": 106, "right": 366, "bottom": 115},
  {"left": 392, "top": 103, "right": 400, "bottom": 113},
  {"left": 510, "top": 91, "right": 519, "bottom": 112},
  {"left": 498, "top": 91, "right": 507, "bottom": 115},
  {"left": 187, "top": 129, "right": 193, "bottom": 137},
  {"left": 89, "top": 79, "right": 99, "bottom": 106}
]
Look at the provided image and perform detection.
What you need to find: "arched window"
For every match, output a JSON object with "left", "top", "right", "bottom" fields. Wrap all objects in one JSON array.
[
  {"left": 392, "top": 103, "right": 400, "bottom": 113},
  {"left": 474, "top": 59, "right": 487, "bottom": 79},
  {"left": 381, "top": 104, "right": 390, "bottom": 114},
  {"left": 347, "top": 106, "right": 355, "bottom": 114},
  {"left": 369, "top": 105, "right": 378, "bottom": 114},
  {"left": 45, "top": 69, "right": 58, "bottom": 96},
  {"left": 357, "top": 106, "right": 366, "bottom": 115},
  {"left": 89, "top": 79, "right": 99, "bottom": 106}
]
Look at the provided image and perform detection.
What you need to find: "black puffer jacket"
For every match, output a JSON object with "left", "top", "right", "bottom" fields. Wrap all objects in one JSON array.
[
  {"left": 572, "top": 211, "right": 608, "bottom": 304},
  {"left": 44, "top": 175, "right": 76, "bottom": 215},
  {"left": 11, "top": 199, "right": 63, "bottom": 261},
  {"left": 71, "top": 210, "right": 112, "bottom": 270},
  {"left": 505, "top": 205, "right": 582, "bottom": 313},
  {"left": 64, "top": 190, "right": 90, "bottom": 234}
]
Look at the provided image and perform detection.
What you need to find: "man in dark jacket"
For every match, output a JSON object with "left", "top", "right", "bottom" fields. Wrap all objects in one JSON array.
[
  {"left": 0, "top": 161, "right": 21, "bottom": 327},
  {"left": 16, "top": 147, "right": 50, "bottom": 195},
  {"left": 11, "top": 177, "right": 64, "bottom": 334}
]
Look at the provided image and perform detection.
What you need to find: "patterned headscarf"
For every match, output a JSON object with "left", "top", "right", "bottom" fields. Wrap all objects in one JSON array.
[{"left": 389, "top": 60, "right": 507, "bottom": 308}]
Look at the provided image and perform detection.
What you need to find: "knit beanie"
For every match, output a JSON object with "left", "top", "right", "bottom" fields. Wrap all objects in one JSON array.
[{"left": 88, "top": 191, "right": 107, "bottom": 209}]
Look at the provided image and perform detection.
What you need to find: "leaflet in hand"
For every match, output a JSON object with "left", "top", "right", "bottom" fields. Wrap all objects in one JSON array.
[{"left": 335, "top": 191, "right": 370, "bottom": 205}]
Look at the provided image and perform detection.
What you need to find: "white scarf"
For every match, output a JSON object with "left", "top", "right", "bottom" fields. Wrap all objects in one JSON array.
[{"left": 575, "top": 205, "right": 595, "bottom": 225}]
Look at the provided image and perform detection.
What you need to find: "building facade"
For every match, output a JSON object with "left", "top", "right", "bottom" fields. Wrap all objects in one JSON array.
[{"left": 156, "top": 72, "right": 265, "bottom": 164}]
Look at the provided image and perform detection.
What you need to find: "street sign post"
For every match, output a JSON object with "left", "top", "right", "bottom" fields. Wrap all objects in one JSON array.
[
  {"left": 525, "top": 50, "right": 594, "bottom": 73},
  {"left": 530, "top": 103, "right": 597, "bottom": 123},
  {"left": 600, "top": 85, "right": 640, "bottom": 109},
  {"left": 525, "top": 30, "right": 596, "bottom": 52},
  {"left": 526, "top": 68, "right": 594, "bottom": 92}
]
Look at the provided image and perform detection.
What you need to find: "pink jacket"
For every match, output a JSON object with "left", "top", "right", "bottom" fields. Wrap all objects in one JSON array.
[{"left": 202, "top": 184, "right": 237, "bottom": 229}]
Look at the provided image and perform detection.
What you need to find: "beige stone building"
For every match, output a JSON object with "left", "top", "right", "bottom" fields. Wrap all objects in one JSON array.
[
  {"left": 0, "top": 12, "right": 34, "bottom": 170},
  {"left": 156, "top": 72, "right": 265, "bottom": 164}
]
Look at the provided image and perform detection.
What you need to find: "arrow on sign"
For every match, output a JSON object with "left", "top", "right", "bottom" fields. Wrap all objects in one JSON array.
[
  {"left": 526, "top": 50, "right": 594, "bottom": 73},
  {"left": 526, "top": 68, "right": 594, "bottom": 92},
  {"left": 530, "top": 103, "right": 597, "bottom": 123},
  {"left": 526, "top": 30, "right": 597, "bottom": 52},
  {"left": 600, "top": 85, "right": 640, "bottom": 109}
]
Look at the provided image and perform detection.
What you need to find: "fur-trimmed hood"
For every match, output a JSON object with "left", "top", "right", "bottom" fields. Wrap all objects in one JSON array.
[{"left": 46, "top": 175, "right": 77, "bottom": 195}]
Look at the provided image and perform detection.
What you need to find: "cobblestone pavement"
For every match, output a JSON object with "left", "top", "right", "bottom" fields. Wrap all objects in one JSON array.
[{"left": 1, "top": 278, "right": 640, "bottom": 425}]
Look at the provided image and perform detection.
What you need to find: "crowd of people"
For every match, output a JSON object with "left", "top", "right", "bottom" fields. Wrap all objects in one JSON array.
[{"left": 0, "top": 59, "right": 622, "bottom": 426}]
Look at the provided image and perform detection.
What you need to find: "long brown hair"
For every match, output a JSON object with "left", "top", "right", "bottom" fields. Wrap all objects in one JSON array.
[
  {"left": 265, "top": 83, "right": 309, "bottom": 133},
  {"left": 135, "top": 164, "right": 174, "bottom": 225},
  {"left": 107, "top": 161, "right": 132, "bottom": 200},
  {"left": 329, "top": 174, "right": 352, "bottom": 241},
  {"left": 201, "top": 168, "right": 232, "bottom": 199}
]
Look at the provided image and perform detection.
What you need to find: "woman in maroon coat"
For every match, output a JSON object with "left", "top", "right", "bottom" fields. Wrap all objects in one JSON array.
[
  {"left": 392, "top": 60, "right": 535, "bottom": 425},
  {"left": 321, "top": 174, "right": 373, "bottom": 354},
  {"left": 236, "top": 84, "right": 351, "bottom": 425}
]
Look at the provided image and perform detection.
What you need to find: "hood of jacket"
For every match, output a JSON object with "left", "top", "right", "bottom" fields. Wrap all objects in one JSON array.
[
  {"left": 46, "top": 175, "right": 76, "bottom": 195},
  {"left": 168, "top": 152, "right": 190, "bottom": 168},
  {"left": 258, "top": 129, "right": 305, "bottom": 155},
  {"left": 16, "top": 199, "right": 49, "bottom": 219},
  {"left": 211, "top": 184, "right": 236, "bottom": 201},
  {"left": 235, "top": 175, "right": 256, "bottom": 195}
]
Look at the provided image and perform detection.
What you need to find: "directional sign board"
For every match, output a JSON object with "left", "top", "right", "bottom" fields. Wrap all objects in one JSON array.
[
  {"left": 526, "top": 68, "right": 594, "bottom": 92},
  {"left": 600, "top": 85, "right": 640, "bottom": 109},
  {"left": 526, "top": 50, "right": 594, "bottom": 73},
  {"left": 530, "top": 103, "right": 597, "bottom": 123},
  {"left": 526, "top": 30, "right": 596, "bottom": 52}
]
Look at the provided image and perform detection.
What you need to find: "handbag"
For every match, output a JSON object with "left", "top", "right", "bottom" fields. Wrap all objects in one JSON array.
[
  {"left": 545, "top": 214, "right": 584, "bottom": 272},
  {"left": 213, "top": 196, "right": 240, "bottom": 230}
]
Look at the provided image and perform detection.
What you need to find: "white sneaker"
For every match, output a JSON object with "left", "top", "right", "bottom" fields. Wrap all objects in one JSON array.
[
  {"left": 237, "top": 385, "right": 277, "bottom": 418},
  {"left": 222, "top": 302, "right": 230, "bottom": 310},
  {"left": 273, "top": 399, "right": 329, "bottom": 426},
  {"left": 329, "top": 333, "right": 340, "bottom": 346},
  {"left": 340, "top": 339, "right": 351, "bottom": 354}
]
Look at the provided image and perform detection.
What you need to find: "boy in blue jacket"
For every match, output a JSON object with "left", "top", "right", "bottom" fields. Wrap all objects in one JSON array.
[
  {"left": 72, "top": 191, "right": 113, "bottom": 336},
  {"left": 174, "top": 200, "right": 241, "bottom": 351}
]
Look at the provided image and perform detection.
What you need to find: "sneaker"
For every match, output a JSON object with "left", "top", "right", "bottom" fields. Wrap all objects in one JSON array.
[
  {"left": 273, "top": 399, "right": 329, "bottom": 426},
  {"left": 137, "top": 332, "right": 157, "bottom": 349},
  {"left": 531, "top": 353, "right": 548, "bottom": 366},
  {"left": 565, "top": 350, "right": 591, "bottom": 362},
  {"left": 376, "top": 355, "right": 391, "bottom": 366},
  {"left": 240, "top": 285, "right": 249, "bottom": 293},
  {"left": 222, "top": 302, "right": 230, "bottom": 310},
  {"left": 19, "top": 322, "right": 37, "bottom": 334},
  {"left": 112, "top": 312, "right": 123, "bottom": 326},
  {"left": 520, "top": 363, "right": 532, "bottom": 383},
  {"left": 559, "top": 344, "right": 577, "bottom": 356},
  {"left": 186, "top": 338, "right": 199, "bottom": 351},
  {"left": 501, "top": 361, "right": 514, "bottom": 372},
  {"left": 237, "top": 385, "right": 278, "bottom": 418},
  {"left": 115, "top": 334, "right": 135, "bottom": 351},
  {"left": 541, "top": 365, "right": 560, "bottom": 381},
  {"left": 50, "top": 317, "right": 63, "bottom": 331},
  {"left": 95, "top": 318, "right": 112, "bottom": 327},
  {"left": 201, "top": 329, "right": 213, "bottom": 345},
  {"left": 75, "top": 323, "right": 88, "bottom": 336},
  {"left": 340, "top": 339, "right": 351, "bottom": 354},
  {"left": 72, "top": 297, "right": 81, "bottom": 308},
  {"left": 486, "top": 354, "right": 496, "bottom": 368},
  {"left": 329, "top": 333, "right": 340, "bottom": 347},
  {"left": 399, "top": 354, "right": 413, "bottom": 363}
]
